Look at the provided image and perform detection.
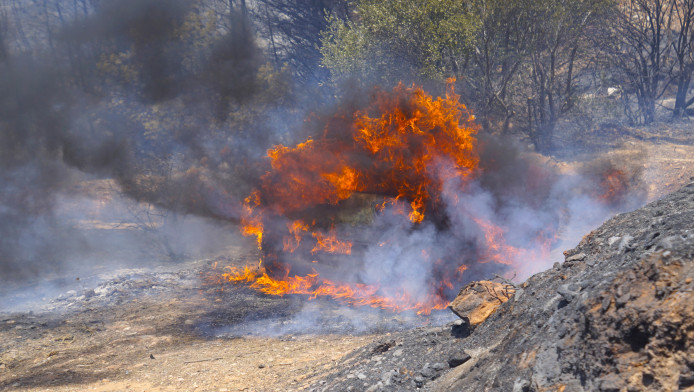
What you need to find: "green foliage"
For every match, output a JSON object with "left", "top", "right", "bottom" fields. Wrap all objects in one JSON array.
[
  {"left": 319, "top": 0, "right": 614, "bottom": 149},
  {"left": 320, "top": 0, "right": 479, "bottom": 85}
]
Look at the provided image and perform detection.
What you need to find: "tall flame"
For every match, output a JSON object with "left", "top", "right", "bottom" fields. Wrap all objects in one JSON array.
[
  {"left": 259, "top": 81, "right": 478, "bottom": 219},
  {"left": 226, "top": 80, "right": 538, "bottom": 314}
]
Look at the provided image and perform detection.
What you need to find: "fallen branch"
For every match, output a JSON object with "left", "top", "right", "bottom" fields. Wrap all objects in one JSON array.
[{"left": 184, "top": 357, "right": 223, "bottom": 364}]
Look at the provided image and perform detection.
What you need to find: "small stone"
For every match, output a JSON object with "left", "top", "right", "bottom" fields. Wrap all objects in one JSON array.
[
  {"left": 449, "top": 281, "right": 514, "bottom": 325},
  {"left": 413, "top": 376, "right": 425, "bottom": 387},
  {"left": 599, "top": 374, "right": 623, "bottom": 392},
  {"left": 601, "top": 296, "right": 611, "bottom": 312},
  {"left": 513, "top": 379, "right": 531, "bottom": 392},
  {"left": 357, "top": 373, "right": 367, "bottom": 380},
  {"left": 150, "top": 354, "right": 155, "bottom": 360},
  {"left": 392, "top": 349, "right": 403, "bottom": 357},
  {"left": 420, "top": 364, "right": 436, "bottom": 379},
  {"left": 258, "top": 363, "right": 265, "bottom": 369},
  {"left": 448, "top": 351, "right": 471, "bottom": 368},
  {"left": 451, "top": 319, "right": 472, "bottom": 338},
  {"left": 608, "top": 236, "right": 621, "bottom": 246},
  {"left": 565, "top": 253, "right": 586, "bottom": 262},
  {"left": 432, "top": 362, "right": 447, "bottom": 371},
  {"left": 557, "top": 284, "right": 580, "bottom": 301},
  {"left": 365, "top": 384, "right": 380, "bottom": 392},
  {"left": 184, "top": 319, "right": 195, "bottom": 326}
]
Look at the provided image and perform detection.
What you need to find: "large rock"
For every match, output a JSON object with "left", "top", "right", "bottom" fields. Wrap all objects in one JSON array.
[{"left": 448, "top": 281, "right": 514, "bottom": 326}]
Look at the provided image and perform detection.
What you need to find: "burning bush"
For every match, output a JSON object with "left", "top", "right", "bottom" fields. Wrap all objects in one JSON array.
[
  {"left": 222, "top": 80, "right": 640, "bottom": 315},
  {"left": 222, "top": 80, "right": 526, "bottom": 314}
]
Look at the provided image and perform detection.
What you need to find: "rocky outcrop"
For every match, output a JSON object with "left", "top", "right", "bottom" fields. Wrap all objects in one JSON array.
[
  {"left": 448, "top": 281, "right": 514, "bottom": 326},
  {"left": 435, "top": 180, "right": 694, "bottom": 392},
  {"left": 311, "top": 180, "right": 694, "bottom": 392}
]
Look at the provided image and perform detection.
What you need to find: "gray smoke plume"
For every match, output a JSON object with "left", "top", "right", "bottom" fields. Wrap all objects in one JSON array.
[
  {"left": 0, "top": 0, "right": 273, "bottom": 284},
  {"left": 0, "top": 0, "right": 647, "bottom": 320}
]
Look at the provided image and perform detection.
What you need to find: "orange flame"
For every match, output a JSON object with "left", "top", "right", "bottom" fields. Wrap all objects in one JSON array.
[
  {"left": 283, "top": 220, "right": 309, "bottom": 253},
  {"left": 311, "top": 226, "right": 352, "bottom": 255},
  {"left": 230, "top": 80, "right": 537, "bottom": 315},
  {"left": 240, "top": 191, "right": 264, "bottom": 268},
  {"left": 472, "top": 217, "right": 520, "bottom": 265},
  {"left": 224, "top": 265, "right": 448, "bottom": 315},
  {"left": 598, "top": 169, "right": 628, "bottom": 204},
  {"left": 260, "top": 80, "right": 478, "bottom": 219}
]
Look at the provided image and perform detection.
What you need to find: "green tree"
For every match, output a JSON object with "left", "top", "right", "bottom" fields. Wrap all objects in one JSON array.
[
  {"left": 253, "top": 0, "right": 350, "bottom": 82},
  {"left": 320, "top": 0, "right": 479, "bottom": 86}
]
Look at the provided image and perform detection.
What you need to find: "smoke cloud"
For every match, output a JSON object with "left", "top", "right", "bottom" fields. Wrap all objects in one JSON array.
[
  {"left": 0, "top": 0, "right": 646, "bottom": 321},
  {"left": 0, "top": 0, "right": 273, "bottom": 284}
]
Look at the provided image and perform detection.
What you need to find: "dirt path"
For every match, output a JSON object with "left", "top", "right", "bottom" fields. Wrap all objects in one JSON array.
[{"left": 0, "top": 268, "right": 378, "bottom": 392}]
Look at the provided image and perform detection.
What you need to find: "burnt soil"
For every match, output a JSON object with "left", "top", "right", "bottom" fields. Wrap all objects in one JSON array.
[{"left": 1, "top": 133, "right": 694, "bottom": 392}]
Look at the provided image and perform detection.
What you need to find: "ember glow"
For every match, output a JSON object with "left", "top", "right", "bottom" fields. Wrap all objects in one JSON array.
[
  {"left": 598, "top": 169, "right": 629, "bottom": 205},
  {"left": 221, "top": 80, "right": 570, "bottom": 314}
]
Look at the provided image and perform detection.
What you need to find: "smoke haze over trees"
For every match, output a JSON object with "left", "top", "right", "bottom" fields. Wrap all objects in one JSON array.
[
  {"left": 0, "top": 0, "right": 688, "bottom": 282},
  {"left": 320, "top": 0, "right": 694, "bottom": 142}
]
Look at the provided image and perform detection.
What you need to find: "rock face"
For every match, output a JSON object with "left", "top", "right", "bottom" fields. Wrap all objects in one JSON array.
[
  {"left": 435, "top": 181, "right": 694, "bottom": 392},
  {"left": 311, "top": 181, "right": 694, "bottom": 392},
  {"left": 448, "top": 281, "right": 514, "bottom": 326}
]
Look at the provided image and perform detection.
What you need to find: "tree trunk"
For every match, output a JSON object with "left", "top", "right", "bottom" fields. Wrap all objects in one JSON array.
[{"left": 673, "top": 68, "right": 692, "bottom": 117}]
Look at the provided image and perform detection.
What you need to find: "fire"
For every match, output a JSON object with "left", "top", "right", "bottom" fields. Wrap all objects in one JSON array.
[
  {"left": 472, "top": 217, "right": 521, "bottom": 265},
  {"left": 240, "top": 191, "right": 264, "bottom": 267},
  {"left": 259, "top": 80, "right": 478, "bottom": 218},
  {"left": 598, "top": 168, "right": 628, "bottom": 204},
  {"left": 311, "top": 226, "right": 352, "bottom": 255},
  {"left": 225, "top": 80, "right": 551, "bottom": 314},
  {"left": 222, "top": 265, "right": 448, "bottom": 315},
  {"left": 283, "top": 220, "right": 309, "bottom": 253}
]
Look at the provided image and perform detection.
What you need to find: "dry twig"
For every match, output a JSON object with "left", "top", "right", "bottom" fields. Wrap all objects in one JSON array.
[{"left": 183, "top": 357, "right": 223, "bottom": 364}]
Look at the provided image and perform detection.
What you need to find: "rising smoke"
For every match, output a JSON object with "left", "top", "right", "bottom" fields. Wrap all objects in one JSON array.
[
  {"left": 0, "top": 0, "right": 274, "bottom": 283},
  {"left": 0, "top": 0, "right": 646, "bottom": 317}
]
